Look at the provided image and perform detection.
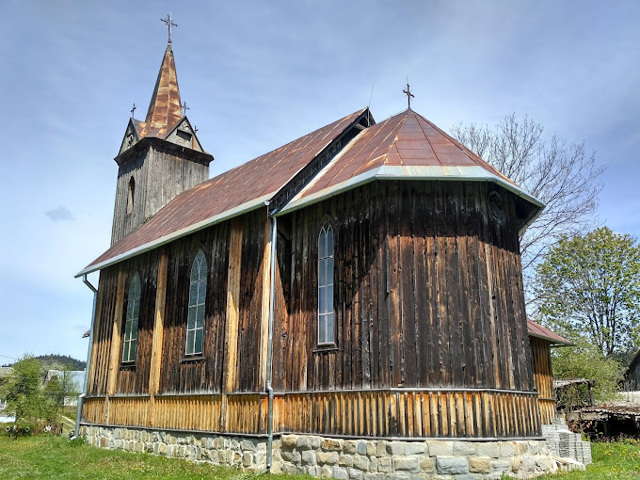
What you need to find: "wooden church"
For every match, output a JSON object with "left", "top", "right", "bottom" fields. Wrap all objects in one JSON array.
[{"left": 77, "top": 36, "right": 566, "bottom": 476}]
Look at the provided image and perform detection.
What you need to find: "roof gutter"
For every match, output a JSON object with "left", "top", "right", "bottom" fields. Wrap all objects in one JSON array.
[
  {"left": 72, "top": 274, "right": 98, "bottom": 440},
  {"left": 277, "top": 165, "right": 544, "bottom": 233}
]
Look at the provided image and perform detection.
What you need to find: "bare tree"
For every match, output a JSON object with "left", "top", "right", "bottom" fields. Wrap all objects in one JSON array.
[{"left": 450, "top": 114, "right": 605, "bottom": 304}]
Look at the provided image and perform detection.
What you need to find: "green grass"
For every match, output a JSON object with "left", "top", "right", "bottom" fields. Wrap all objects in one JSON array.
[
  {"left": 0, "top": 435, "right": 311, "bottom": 480},
  {"left": 531, "top": 440, "right": 640, "bottom": 480},
  {"left": 0, "top": 435, "right": 639, "bottom": 479}
]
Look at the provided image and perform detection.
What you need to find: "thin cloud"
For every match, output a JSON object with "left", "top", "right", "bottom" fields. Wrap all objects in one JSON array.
[{"left": 45, "top": 205, "right": 75, "bottom": 222}]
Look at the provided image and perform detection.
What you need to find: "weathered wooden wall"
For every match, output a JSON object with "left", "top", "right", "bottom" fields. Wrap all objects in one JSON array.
[
  {"left": 83, "top": 388, "right": 540, "bottom": 438},
  {"left": 111, "top": 143, "right": 210, "bottom": 245},
  {"left": 88, "top": 209, "right": 268, "bottom": 396},
  {"left": 86, "top": 269, "right": 115, "bottom": 396},
  {"left": 272, "top": 181, "right": 533, "bottom": 394},
  {"left": 159, "top": 222, "right": 230, "bottom": 394},
  {"left": 85, "top": 180, "right": 540, "bottom": 438},
  {"left": 530, "top": 337, "right": 556, "bottom": 425}
]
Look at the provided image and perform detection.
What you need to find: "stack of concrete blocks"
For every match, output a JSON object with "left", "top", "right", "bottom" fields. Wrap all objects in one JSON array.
[{"left": 541, "top": 417, "right": 592, "bottom": 466}]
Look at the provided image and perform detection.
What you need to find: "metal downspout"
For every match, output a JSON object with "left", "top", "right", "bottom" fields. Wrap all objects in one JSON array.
[
  {"left": 72, "top": 274, "right": 98, "bottom": 440},
  {"left": 266, "top": 213, "right": 278, "bottom": 469}
]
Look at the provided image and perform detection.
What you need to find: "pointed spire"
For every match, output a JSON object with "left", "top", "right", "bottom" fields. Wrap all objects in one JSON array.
[{"left": 145, "top": 43, "right": 183, "bottom": 129}]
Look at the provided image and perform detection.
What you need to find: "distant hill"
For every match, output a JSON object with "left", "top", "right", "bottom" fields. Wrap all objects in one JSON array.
[
  {"left": 2, "top": 354, "right": 86, "bottom": 370},
  {"left": 33, "top": 354, "right": 86, "bottom": 371}
]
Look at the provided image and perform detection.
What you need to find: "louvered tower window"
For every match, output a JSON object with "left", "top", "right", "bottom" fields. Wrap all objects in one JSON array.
[
  {"left": 186, "top": 250, "right": 207, "bottom": 355},
  {"left": 122, "top": 273, "right": 141, "bottom": 363},
  {"left": 127, "top": 177, "right": 135, "bottom": 214},
  {"left": 318, "top": 225, "right": 335, "bottom": 345}
]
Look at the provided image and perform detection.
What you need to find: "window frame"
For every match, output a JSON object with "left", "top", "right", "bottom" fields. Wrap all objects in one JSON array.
[
  {"left": 122, "top": 272, "right": 141, "bottom": 364},
  {"left": 185, "top": 249, "right": 207, "bottom": 356},
  {"left": 317, "top": 224, "right": 336, "bottom": 347}
]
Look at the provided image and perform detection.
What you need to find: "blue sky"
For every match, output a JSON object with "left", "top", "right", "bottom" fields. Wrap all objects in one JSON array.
[{"left": 0, "top": 1, "right": 638, "bottom": 364}]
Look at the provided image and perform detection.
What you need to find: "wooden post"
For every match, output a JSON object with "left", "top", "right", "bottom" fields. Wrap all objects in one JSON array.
[
  {"left": 258, "top": 214, "right": 272, "bottom": 391},
  {"left": 105, "top": 267, "right": 126, "bottom": 423},
  {"left": 222, "top": 218, "right": 243, "bottom": 429},
  {"left": 148, "top": 250, "right": 168, "bottom": 427}
]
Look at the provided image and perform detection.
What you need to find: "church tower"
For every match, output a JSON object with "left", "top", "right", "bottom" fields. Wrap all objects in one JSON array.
[{"left": 110, "top": 40, "right": 213, "bottom": 245}]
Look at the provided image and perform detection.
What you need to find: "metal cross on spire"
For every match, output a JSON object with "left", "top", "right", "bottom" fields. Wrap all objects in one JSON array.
[
  {"left": 182, "top": 101, "right": 189, "bottom": 116},
  {"left": 402, "top": 83, "right": 415, "bottom": 110},
  {"left": 130, "top": 103, "right": 136, "bottom": 118},
  {"left": 161, "top": 13, "right": 178, "bottom": 43}
]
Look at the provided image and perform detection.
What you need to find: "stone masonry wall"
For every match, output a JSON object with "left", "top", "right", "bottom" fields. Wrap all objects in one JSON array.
[
  {"left": 273, "top": 435, "right": 558, "bottom": 479},
  {"left": 81, "top": 426, "right": 268, "bottom": 472},
  {"left": 81, "top": 426, "right": 561, "bottom": 479}
]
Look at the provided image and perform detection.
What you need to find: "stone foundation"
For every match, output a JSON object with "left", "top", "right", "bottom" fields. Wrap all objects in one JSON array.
[
  {"left": 81, "top": 426, "right": 268, "bottom": 472},
  {"left": 81, "top": 426, "right": 563, "bottom": 478}
]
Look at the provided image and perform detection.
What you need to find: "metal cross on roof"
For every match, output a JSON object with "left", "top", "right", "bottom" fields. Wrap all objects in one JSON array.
[
  {"left": 130, "top": 103, "right": 136, "bottom": 118},
  {"left": 182, "top": 101, "right": 189, "bottom": 116},
  {"left": 161, "top": 13, "right": 178, "bottom": 43},
  {"left": 402, "top": 83, "right": 415, "bottom": 110}
]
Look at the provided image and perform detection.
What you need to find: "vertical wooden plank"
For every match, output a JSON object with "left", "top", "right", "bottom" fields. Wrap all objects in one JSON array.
[
  {"left": 259, "top": 215, "right": 272, "bottom": 391},
  {"left": 222, "top": 219, "right": 243, "bottom": 430},
  {"left": 106, "top": 267, "right": 127, "bottom": 401},
  {"left": 414, "top": 391, "right": 423, "bottom": 437},
  {"left": 399, "top": 392, "right": 407, "bottom": 436},
  {"left": 148, "top": 250, "right": 168, "bottom": 427}
]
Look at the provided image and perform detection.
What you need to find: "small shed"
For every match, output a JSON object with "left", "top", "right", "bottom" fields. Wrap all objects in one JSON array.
[{"left": 527, "top": 320, "right": 573, "bottom": 424}]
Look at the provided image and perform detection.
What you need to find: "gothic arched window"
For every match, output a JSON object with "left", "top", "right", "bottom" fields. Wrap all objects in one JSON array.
[
  {"left": 318, "top": 225, "right": 335, "bottom": 345},
  {"left": 186, "top": 250, "right": 207, "bottom": 355},
  {"left": 122, "top": 273, "right": 141, "bottom": 363}
]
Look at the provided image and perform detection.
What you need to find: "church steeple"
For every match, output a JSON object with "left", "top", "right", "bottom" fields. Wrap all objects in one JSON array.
[
  {"left": 110, "top": 37, "right": 213, "bottom": 246},
  {"left": 145, "top": 43, "right": 183, "bottom": 129}
]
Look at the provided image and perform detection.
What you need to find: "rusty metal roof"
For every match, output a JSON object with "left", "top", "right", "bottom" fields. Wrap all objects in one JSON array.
[
  {"left": 78, "top": 108, "right": 367, "bottom": 275},
  {"left": 527, "top": 319, "right": 573, "bottom": 345},
  {"left": 145, "top": 43, "right": 182, "bottom": 130},
  {"left": 124, "top": 44, "right": 203, "bottom": 149},
  {"left": 282, "top": 109, "right": 539, "bottom": 214}
]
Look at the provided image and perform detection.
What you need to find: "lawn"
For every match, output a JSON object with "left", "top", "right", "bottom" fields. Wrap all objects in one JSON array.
[
  {"left": 535, "top": 439, "right": 640, "bottom": 480},
  {"left": 0, "top": 435, "right": 638, "bottom": 479},
  {"left": 0, "top": 435, "right": 310, "bottom": 480}
]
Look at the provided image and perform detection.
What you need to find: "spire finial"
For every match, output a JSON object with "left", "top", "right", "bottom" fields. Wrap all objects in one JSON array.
[
  {"left": 402, "top": 82, "right": 415, "bottom": 110},
  {"left": 161, "top": 13, "right": 178, "bottom": 43},
  {"left": 182, "top": 101, "right": 189, "bottom": 116},
  {"left": 130, "top": 103, "right": 136, "bottom": 118}
]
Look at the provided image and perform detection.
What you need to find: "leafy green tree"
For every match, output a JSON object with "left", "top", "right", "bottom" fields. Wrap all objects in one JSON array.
[
  {"left": 535, "top": 227, "right": 640, "bottom": 358},
  {"left": 0, "top": 356, "right": 52, "bottom": 437},
  {"left": 552, "top": 339, "right": 622, "bottom": 404},
  {"left": 43, "top": 365, "right": 80, "bottom": 415}
]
